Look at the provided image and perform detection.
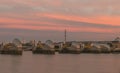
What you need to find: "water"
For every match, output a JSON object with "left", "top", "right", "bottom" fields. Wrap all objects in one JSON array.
[{"left": 0, "top": 52, "right": 120, "bottom": 73}]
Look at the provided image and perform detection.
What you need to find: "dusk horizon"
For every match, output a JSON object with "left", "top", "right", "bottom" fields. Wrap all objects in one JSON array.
[{"left": 0, "top": 0, "right": 120, "bottom": 42}]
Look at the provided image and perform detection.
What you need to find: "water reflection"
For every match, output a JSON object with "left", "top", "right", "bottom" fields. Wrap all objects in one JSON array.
[{"left": 0, "top": 52, "right": 120, "bottom": 73}]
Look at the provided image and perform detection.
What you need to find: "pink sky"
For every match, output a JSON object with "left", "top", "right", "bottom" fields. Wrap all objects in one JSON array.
[{"left": 0, "top": 0, "right": 120, "bottom": 41}]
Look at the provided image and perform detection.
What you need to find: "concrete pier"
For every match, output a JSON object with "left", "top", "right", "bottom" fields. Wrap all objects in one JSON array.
[
  {"left": 59, "top": 42, "right": 84, "bottom": 54},
  {"left": 32, "top": 40, "right": 55, "bottom": 55},
  {"left": 0, "top": 43, "right": 23, "bottom": 55}
]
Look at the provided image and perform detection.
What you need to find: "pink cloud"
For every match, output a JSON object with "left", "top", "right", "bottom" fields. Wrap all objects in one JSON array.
[
  {"left": 35, "top": 13, "right": 120, "bottom": 26},
  {"left": 0, "top": 13, "right": 120, "bottom": 34}
]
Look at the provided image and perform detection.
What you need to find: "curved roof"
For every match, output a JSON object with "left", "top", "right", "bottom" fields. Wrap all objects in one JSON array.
[
  {"left": 45, "top": 40, "right": 53, "bottom": 44},
  {"left": 114, "top": 37, "right": 120, "bottom": 42},
  {"left": 12, "top": 38, "right": 22, "bottom": 45}
]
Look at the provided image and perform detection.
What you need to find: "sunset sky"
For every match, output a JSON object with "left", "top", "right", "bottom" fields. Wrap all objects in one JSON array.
[{"left": 0, "top": 0, "right": 120, "bottom": 42}]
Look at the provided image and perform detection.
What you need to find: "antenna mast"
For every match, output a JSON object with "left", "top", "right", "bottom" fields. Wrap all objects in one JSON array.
[{"left": 64, "top": 29, "right": 67, "bottom": 44}]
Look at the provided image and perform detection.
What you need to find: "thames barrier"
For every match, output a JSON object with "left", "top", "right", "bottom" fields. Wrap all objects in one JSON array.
[{"left": 0, "top": 37, "right": 120, "bottom": 55}]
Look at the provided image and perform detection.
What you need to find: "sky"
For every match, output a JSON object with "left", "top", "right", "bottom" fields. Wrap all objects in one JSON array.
[{"left": 0, "top": 0, "right": 120, "bottom": 42}]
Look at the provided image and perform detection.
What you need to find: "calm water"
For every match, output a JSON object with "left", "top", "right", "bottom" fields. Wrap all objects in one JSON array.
[{"left": 0, "top": 52, "right": 120, "bottom": 73}]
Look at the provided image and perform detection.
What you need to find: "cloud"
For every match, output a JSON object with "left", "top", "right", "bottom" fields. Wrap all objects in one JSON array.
[
  {"left": 0, "top": 17, "right": 119, "bottom": 34},
  {"left": 1, "top": 0, "right": 120, "bottom": 16},
  {"left": 35, "top": 13, "right": 120, "bottom": 26},
  {"left": 0, "top": 0, "right": 120, "bottom": 41}
]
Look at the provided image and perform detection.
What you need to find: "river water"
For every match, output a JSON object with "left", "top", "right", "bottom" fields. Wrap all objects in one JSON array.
[{"left": 0, "top": 51, "right": 120, "bottom": 73}]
